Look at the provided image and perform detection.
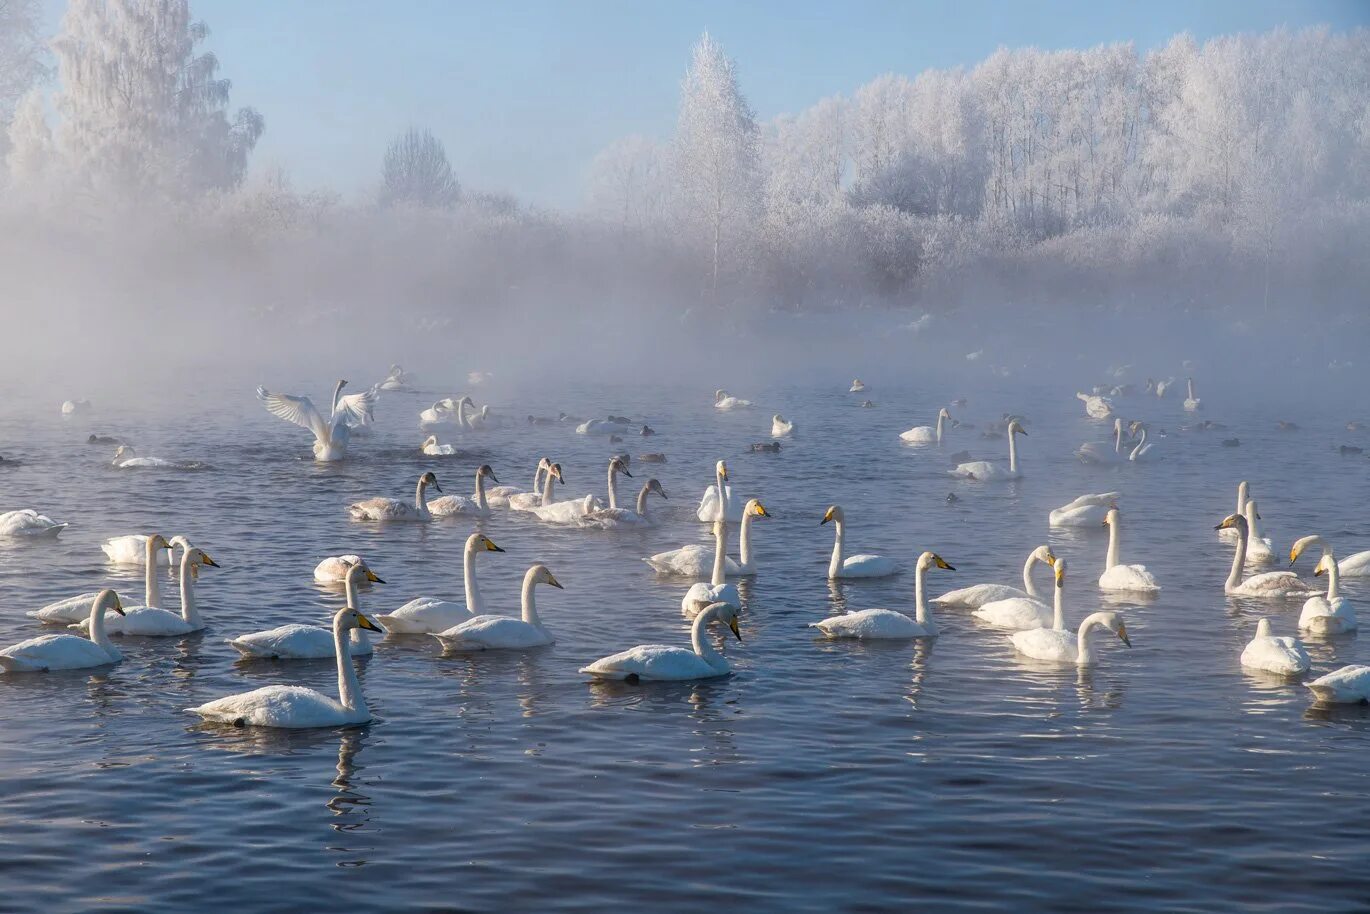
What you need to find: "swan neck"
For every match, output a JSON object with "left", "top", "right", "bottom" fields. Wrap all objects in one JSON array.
[
  {"left": 179, "top": 554, "right": 200, "bottom": 626},
  {"left": 541, "top": 470, "right": 557, "bottom": 504},
  {"left": 711, "top": 524, "right": 728, "bottom": 586},
  {"left": 456, "top": 399, "right": 469, "bottom": 429},
  {"left": 607, "top": 463, "right": 620, "bottom": 510},
  {"left": 415, "top": 478, "right": 431, "bottom": 519},
  {"left": 739, "top": 511, "right": 754, "bottom": 567},
  {"left": 1008, "top": 432, "right": 1019, "bottom": 474},
  {"left": 521, "top": 575, "right": 541, "bottom": 626},
  {"left": 635, "top": 486, "right": 651, "bottom": 518},
  {"left": 532, "top": 463, "right": 545, "bottom": 494},
  {"left": 1227, "top": 523, "right": 1247, "bottom": 590},
  {"left": 89, "top": 599, "right": 113, "bottom": 650},
  {"left": 1053, "top": 582, "right": 1065, "bottom": 631},
  {"left": 474, "top": 470, "right": 488, "bottom": 511},
  {"left": 1022, "top": 554, "right": 1040, "bottom": 598},
  {"left": 915, "top": 564, "right": 928, "bottom": 625},
  {"left": 464, "top": 540, "right": 485, "bottom": 614},
  {"left": 1129, "top": 429, "right": 1147, "bottom": 460},
  {"left": 145, "top": 539, "right": 162, "bottom": 607},
  {"left": 828, "top": 520, "right": 845, "bottom": 579},
  {"left": 692, "top": 606, "right": 729, "bottom": 671},
  {"left": 1113, "top": 423, "right": 1122, "bottom": 453},
  {"left": 333, "top": 614, "right": 365, "bottom": 713},
  {"left": 1324, "top": 547, "right": 1342, "bottom": 600},
  {"left": 935, "top": 412, "right": 945, "bottom": 444},
  {"left": 1105, "top": 520, "right": 1120, "bottom": 570},
  {"left": 1076, "top": 616, "right": 1098, "bottom": 665}
]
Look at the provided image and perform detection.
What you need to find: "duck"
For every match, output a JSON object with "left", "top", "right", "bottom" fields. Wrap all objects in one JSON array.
[
  {"left": 1182, "top": 377, "right": 1201, "bottom": 411},
  {"left": 1075, "top": 418, "right": 1127, "bottom": 464},
  {"left": 1, "top": 590, "right": 125, "bottom": 672},
  {"left": 427, "top": 464, "right": 499, "bottom": 517},
  {"left": 811, "top": 552, "right": 955, "bottom": 639},
  {"left": 1240, "top": 618, "right": 1310, "bottom": 675},
  {"left": 1289, "top": 535, "right": 1357, "bottom": 634},
  {"left": 348, "top": 471, "right": 441, "bottom": 521},
  {"left": 432, "top": 564, "right": 562, "bottom": 652},
  {"left": 821, "top": 505, "right": 896, "bottom": 579},
  {"left": 1011, "top": 607, "right": 1131, "bottom": 666},
  {"left": 1306, "top": 665, "right": 1370, "bottom": 703},
  {"left": 951, "top": 419, "right": 1026, "bottom": 481},
  {"left": 1215, "top": 514, "right": 1315, "bottom": 598},
  {"left": 74, "top": 546, "right": 218, "bottom": 636},
  {"left": 228, "top": 561, "right": 385, "bottom": 659},
  {"left": 375, "top": 533, "right": 504, "bottom": 634},
  {"left": 187, "top": 607, "right": 383, "bottom": 728},
  {"left": 934, "top": 545, "right": 1056, "bottom": 608},
  {"left": 696, "top": 460, "right": 741, "bottom": 523},
  {"left": 681, "top": 522, "right": 742, "bottom": 616},
  {"left": 257, "top": 379, "right": 378, "bottom": 462},
  {"left": 579, "top": 601, "right": 741, "bottom": 682},
  {"left": 580, "top": 479, "right": 668, "bottom": 528},
  {"left": 644, "top": 499, "right": 767, "bottom": 576},
  {"left": 1048, "top": 492, "right": 1119, "bottom": 527},
  {"left": 900, "top": 408, "right": 951, "bottom": 445},
  {"left": 0, "top": 508, "right": 67, "bottom": 538},
  {"left": 714, "top": 390, "right": 752, "bottom": 410},
  {"left": 1098, "top": 508, "right": 1160, "bottom": 592},
  {"left": 1076, "top": 392, "right": 1114, "bottom": 419},
  {"left": 421, "top": 435, "right": 459, "bottom": 456},
  {"left": 974, "top": 557, "right": 1067, "bottom": 631},
  {"left": 771, "top": 414, "right": 795, "bottom": 437}
]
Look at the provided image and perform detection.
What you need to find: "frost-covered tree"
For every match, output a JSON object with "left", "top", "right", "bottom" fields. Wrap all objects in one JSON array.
[
  {"left": 380, "top": 127, "right": 461, "bottom": 208},
  {"left": 585, "top": 134, "right": 669, "bottom": 232},
  {"left": 674, "top": 32, "right": 760, "bottom": 296},
  {"left": 5, "top": 87, "right": 51, "bottom": 184},
  {"left": 0, "top": 0, "right": 47, "bottom": 122}
]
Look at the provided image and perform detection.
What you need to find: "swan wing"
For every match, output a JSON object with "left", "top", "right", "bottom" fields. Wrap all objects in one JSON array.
[
  {"left": 973, "top": 597, "right": 1051, "bottom": 630},
  {"left": 0, "top": 633, "right": 120, "bottom": 672},
  {"left": 933, "top": 583, "right": 1028, "bottom": 607},
  {"left": 811, "top": 608, "right": 922, "bottom": 639},
  {"left": 333, "top": 384, "right": 380, "bottom": 431},
  {"left": 1307, "top": 665, "right": 1370, "bottom": 703},
  {"left": 433, "top": 617, "right": 551, "bottom": 651},
  {"left": 1240, "top": 635, "right": 1310, "bottom": 675},
  {"left": 1010, "top": 628, "right": 1075, "bottom": 662},
  {"left": 187, "top": 685, "right": 358, "bottom": 728},
  {"left": 376, "top": 597, "right": 470, "bottom": 634},
  {"left": 257, "top": 387, "right": 328, "bottom": 440},
  {"left": 580, "top": 645, "right": 722, "bottom": 681},
  {"left": 28, "top": 592, "right": 103, "bottom": 623}
]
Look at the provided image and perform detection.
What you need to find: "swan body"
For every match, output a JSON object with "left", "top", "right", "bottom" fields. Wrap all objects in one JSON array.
[
  {"left": 580, "top": 478, "right": 667, "bottom": 528},
  {"left": 1, "top": 590, "right": 125, "bottom": 672},
  {"left": 1012, "top": 610, "right": 1130, "bottom": 666},
  {"left": 812, "top": 552, "right": 954, "bottom": 639},
  {"left": 696, "top": 460, "right": 742, "bottom": 523},
  {"left": 951, "top": 419, "right": 1026, "bottom": 480},
  {"left": 1337, "top": 550, "right": 1370, "bottom": 577},
  {"left": 228, "top": 563, "right": 384, "bottom": 659},
  {"left": 771, "top": 414, "right": 794, "bottom": 437},
  {"left": 1239, "top": 499, "right": 1274, "bottom": 564},
  {"left": 1240, "top": 619, "right": 1310, "bottom": 675},
  {"left": 188, "top": 608, "right": 382, "bottom": 728},
  {"left": 1048, "top": 492, "right": 1119, "bottom": 527},
  {"left": 531, "top": 493, "right": 600, "bottom": 524},
  {"left": 821, "top": 505, "right": 896, "bottom": 579},
  {"left": 1183, "top": 377, "right": 1201, "bottom": 412},
  {"left": 681, "top": 521, "right": 743, "bottom": 616},
  {"left": 0, "top": 509, "right": 66, "bottom": 537},
  {"left": 433, "top": 565, "right": 561, "bottom": 651},
  {"left": 1098, "top": 508, "right": 1160, "bottom": 592},
  {"left": 714, "top": 389, "right": 751, "bottom": 410},
  {"left": 935, "top": 545, "right": 1055, "bottom": 607},
  {"left": 428, "top": 464, "right": 498, "bottom": 517},
  {"left": 421, "top": 435, "right": 458, "bottom": 456},
  {"left": 1306, "top": 665, "right": 1370, "bottom": 703},
  {"left": 1076, "top": 392, "right": 1114, "bottom": 419},
  {"left": 849, "top": 379, "right": 866, "bottom": 392},
  {"left": 375, "top": 533, "right": 503, "bottom": 633},
  {"left": 900, "top": 408, "right": 950, "bottom": 445},
  {"left": 1216, "top": 515, "right": 1314, "bottom": 598},
  {"left": 498, "top": 458, "right": 551, "bottom": 510},
  {"left": 314, "top": 554, "right": 369, "bottom": 583},
  {"left": 580, "top": 602, "right": 741, "bottom": 682},
  {"left": 257, "top": 379, "right": 378, "bottom": 462},
  {"left": 644, "top": 546, "right": 743, "bottom": 578},
  {"left": 349, "top": 471, "right": 440, "bottom": 521},
  {"left": 974, "top": 596, "right": 1052, "bottom": 630}
]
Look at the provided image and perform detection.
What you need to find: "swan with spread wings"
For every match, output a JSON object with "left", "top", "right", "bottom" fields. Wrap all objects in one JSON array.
[{"left": 256, "top": 379, "right": 379, "bottom": 461}]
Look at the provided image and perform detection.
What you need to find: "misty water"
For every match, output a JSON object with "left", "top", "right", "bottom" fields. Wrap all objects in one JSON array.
[{"left": 1, "top": 375, "right": 1369, "bottom": 911}]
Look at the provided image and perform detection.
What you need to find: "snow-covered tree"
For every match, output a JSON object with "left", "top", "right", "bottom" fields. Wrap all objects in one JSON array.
[
  {"left": 380, "top": 126, "right": 461, "bottom": 208},
  {"left": 0, "top": 0, "right": 47, "bottom": 127},
  {"left": 585, "top": 134, "right": 669, "bottom": 232},
  {"left": 5, "top": 87, "right": 51, "bottom": 184}
]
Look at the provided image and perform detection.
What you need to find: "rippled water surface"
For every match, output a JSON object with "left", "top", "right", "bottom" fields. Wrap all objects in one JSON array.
[{"left": 2, "top": 380, "right": 1369, "bottom": 912}]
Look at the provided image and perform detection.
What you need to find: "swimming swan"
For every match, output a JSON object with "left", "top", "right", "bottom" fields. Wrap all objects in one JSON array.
[
  {"left": 257, "top": 379, "right": 378, "bottom": 462},
  {"left": 714, "top": 390, "right": 752, "bottom": 410},
  {"left": 974, "top": 558, "right": 1067, "bottom": 631},
  {"left": 696, "top": 460, "right": 741, "bottom": 523},
  {"left": 1236, "top": 499, "right": 1274, "bottom": 564},
  {"left": 1076, "top": 392, "right": 1114, "bottom": 419},
  {"left": 376, "top": 533, "right": 504, "bottom": 633},
  {"left": 1215, "top": 514, "right": 1314, "bottom": 598},
  {"left": 76, "top": 547, "right": 218, "bottom": 636},
  {"left": 1289, "top": 535, "right": 1357, "bottom": 635},
  {"left": 580, "top": 479, "right": 668, "bottom": 528},
  {"left": 951, "top": 419, "right": 1026, "bottom": 480},
  {"left": 228, "top": 562, "right": 385, "bottom": 659},
  {"left": 348, "top": 471, "right": 441, "bottom": 521},
  {"left": 1048, "top": 492, "right": 1119, "bottom": 527},
  {"left": 432, "top": 564, "right": 562, "bottom": 652},
  {"left": 821, "top": 505, "right": 897, "bottom": 579},
  {"left": 643, "top": 498, "right": 768, "bottom": 576},
  {"left": 1183, "top": 377, "right": 1201, "bottom": 411},
  {"left": 421, "top": 435, "right": 459, "bottom": 456},
  {"left": 1075, "top": 419, "right": 1126, "bottom": 465},
  {"left": 580, "top": 601, "right": 741, "bottom": 682},
  {"left": 1306, "top": 665, "right": 1370, "bottom": 703},
  {"left": 314, "top": 554, "right": 371, "bottom": 583},
  {"left": 1098, "top": 508, "right": 1161, "bottom": 592},
  {"left": 187, "top": 607, "right": 383, "bottom": 728},
  {"left": 501, "top": 458, "right": 552, "bottom": 510},
  {"left": 681, "top": 521, "right": 742, "bottom": 616},
  {"left": 0, "top": 509, "right": 67, "bottom": 538},
  {"left": 1240, "top": 618, "right": 1310, "bottom": 675},
  {"left": 811, "top": 552, "right": 954, "bottom": 639},
  {"left": 771, "top": 414, "right": 795, "bottom": 437},
  {"left": 427, "top": 464, "right": 499, "bottom": 517},
  {"left": 934, "top": 545, "right": 1056, "bottom": 608},
  {"left": 900, "top": 408, "right": 951, "bottom": 445},
  {"left": 1, "top": 590, "right": 125, "bottom": 672},
  {"left": 1012, "top": 608, "right": 1131, "bottom": 666}
]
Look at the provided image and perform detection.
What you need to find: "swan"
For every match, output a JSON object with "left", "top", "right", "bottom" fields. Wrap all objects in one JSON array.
[
  {"left": 580, "top": 601, "right": 741, "bottom": 682},
  {"left": 1337, "top": 549, "right": 1370, "bottom": 577},
  {"left": 379, "top": 364, "right": 410, "bottom": 391},
  {"left": 811, "top": 552, "right": 955, "bottom": 639},
  {"left": 714, "top": 389, "right": 752, "bottom": 410},
  {"left": 1183, "top": 377, "right": 1201, "bottom": 411},
  {"left": 421, "top": 435, "right": 459, "bottom": 456},
  {"left": 0, "top": 508, "right": 67, "bottom": 537},
  {"left": 427, "top": 464, "right": 499, "bottom": 517},
  {"left": 187, "top": 607, "right": 383, "bottom": 729},
  {"left": 257, "top": 379, "right": 378, "bottom": 462},
  {"left": 821, "top": 505, "right": 897, "bottom": 579},
  {"left": 1306, "top": 665, "right": 1370, "bottom": 703},
  {"left": 75, "top": 547, "right": 218, "bottom": 636},
  {"left": 643, "top": 499, "right": 767, "bottom": 576},
  {"left": 1290, "top": 535, "right": 1357, "bottom": 634},
  {"left": 1076, "top": 419, "right": 1127, "bottom": 464},
  {"left": 1215, "top": 514, "right": 1315, "bottom": 598},
  {"left": 432, "top": 564, "right": 562, "bottom": 652},
  {"left": 934, "top": 545, "right": 1056, "bottom": 608},
  {"left": 315, "top": 554, "right": 372, "bottom": 583},
  {"left": 1127, "top": 425, "right": 1157, "bottom": 462},
  {"left": 228, "top": 561, "right": 384, "bottom": 659},
  {"left": 500, "top": 458, "right": 552, "bottom": 510},
  {"left": 576, "top": 418, "right": 623, "bottom": 436},
  {"left": 109, "top": 445, "right": 203, "bottom": 469},
  {"left": 849, "top": 379, "right": 866, "bottom": 392},
  {"left": 1218, "top": 481, "right": 1251, "bottom": 543},
  {"left": 348, "top": 471, "right": 441, "bottom": 521},
  {"left": 1098, "top": 508, "right": 1161, "bottom": 592},
  {"left": 900, "top": 408, "right": 951, "bottom": 445},
  {"left": 30, "top": 534, "right": 174, "bottom": 624},
  {"left": 61, "top": 399, "right": 92, "bottom": 416},
  {"left": 974, "top": 557, "right": 1067, "bottom": 631},
  {"left": 1048, "top": 492, "right": 1119, "bottom": 527},
  {"left": 1076, "top": 392, "right": 1114, "bottom": 419},
  {"left": 512, "top": 462, "right": 565, "bottom": 513},
  {"left": 1154, "top": 377, "right": 1175, "bottom": 398},
  {"left": 771, "top": 414, "right": 795, "bottom": 437},
  {"left": 696, "top": 460, "right": 741, "bottom": 523},
  {"left": 100, "top": 533, "right": 191, "bottom": 566},
  {"left": 1240, "top": 618, "right": 1310, "bottom": 675},
  {"left": 580, "top": 479, "right": 668, "bottom": 528},
  {"left": 951, "top": 419, "right": 1026, "bottom": 480},
  {"left": 530, "top": 484, "right": 601, "bottom": 525},
  {"left": 1, "top": 590, "right": 125, "bottom": 672},
  {"left": 375, "top": 533, "right": 504, "bottom": 633},
  {"left": 1011, "top": 609, "right": 1131, "bottom": 666},
  {"left": 1239, "top": 499, "right": 1275, "bottom": 564},
  {"left": 681, "top": 521, "right": 742, "bottom": 616},
  {"left": 419, "top": 398, "right": 457, "bottom": 426}
]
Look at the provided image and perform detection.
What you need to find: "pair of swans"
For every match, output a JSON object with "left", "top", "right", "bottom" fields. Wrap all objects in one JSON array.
[
  {"left": 1076, "top": 392, "right": 1114, "bottom": 419},
  {"left": 0, "top": 508, "right": 66, "bottom": 537},
  {"left": 580, "top": 478, "right": 667, "bottom": 528},
  {"left": 1076, "top": 419, "right": 1151, "bottom": 464},
  {"left": 376, "top": 533, "right": 504, "bottom": 633},
  {"left": 33, "top": 534, "right": 191, "bottom": 623},
  {"left": 229, "top": 561, "right": 384, "bottom": 659},
  {"left": 1215, "top": 514, "right": 1315, "bottom": 598},
  {"left": 1048, "top": 492, "right": 1118, "bottom": 527},
  {"left": 1008, "top": 560, "right": 1132, "bottom": 665},
  {"left": 1289, "top": 535, "right": 1358, "bottom": 634},
  {"left": 900, "top": 408, "right": 951, "bottom": 445},
  {"left": 821, "top": 505, "right": 896, "bottom": 578},
  {"left": 74, "top": 544, "right": 219, "bottom": 636},
  {"left": 951, "top": 419, "right": 1026, "bottom": 480},
  {"left": 2, "top": 590, "right": 126, "bottom": 672},
  {"left": 714, "top": 390, "right": 751, "bottom": 410},
  {"left": 580, "top": 601, "right": 741, "bottom": 682},
  {"left": 771, "top": 415, "right": 795, "bottom": 437},
  {"left": 531, "top": 457, "right": 629, "bottom": 525},
  {"left": 811, "top": 551, "right": 954, "bottom": 639},
  {"left": 348, "top": 471, "right": 443, "bottom": 521},
  {"left": 935, "top": 545, "right": 1056, "bottom": 608},
  {"left": 258, "top": 379, "right": 378, "bottom": 462},
  {"left": 646, "top": 498, "right": 768, "bottom": 577},
  {"left": 432, "top": 564, "right": 562, "bottom": 651}
]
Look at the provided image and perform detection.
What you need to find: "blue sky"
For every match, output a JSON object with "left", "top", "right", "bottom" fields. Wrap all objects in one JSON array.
[{"left": 39, "top": 0, "right": 1370, "bottom": 206}]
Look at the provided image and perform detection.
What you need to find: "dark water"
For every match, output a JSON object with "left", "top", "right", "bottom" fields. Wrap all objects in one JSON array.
[{"left": 1, "top": 379, "right": 1369, "bottom": 912}]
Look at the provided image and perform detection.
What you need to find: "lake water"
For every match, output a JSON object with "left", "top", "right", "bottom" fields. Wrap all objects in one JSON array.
[{"left": 1, "top": 378, "right": 1368, "bottom": 912}]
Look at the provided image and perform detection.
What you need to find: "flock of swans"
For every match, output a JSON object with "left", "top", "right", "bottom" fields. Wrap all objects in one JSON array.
[{"left": 6, "top": 370, "right": 1369, "bottom": 731}]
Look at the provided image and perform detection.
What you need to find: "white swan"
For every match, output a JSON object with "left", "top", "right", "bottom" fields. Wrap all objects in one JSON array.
[
  {"left": 696, "top": 460, "right": 741, "bottom": 523},
  {"left": 681, "top": 521, "right": 741, "bottom": 616},
  {"left": 76, "top": 547, "right": 218, "bottom": 636},
  {"left": 580, "top": 479, "right": 668, "bottom": 528},
  {"left": 187, "top": 607, "right": 383, "bottom": 728},
  {"left": 1011, "top": 609, "right": 1131, "bottom": 666},
  {"left": 379, "top": 364, "right": 410, "bottom": 391},
  {"left": 1337, "top": 550, "right": 1370, "bottom": 577},
  {"left": 30, "top": 534, "right": 173, "bottom": 624},
  {"left": 1048, "top": 492, "right": 1119, "bottom": 527},
  {"left": 811, "top": 552, "right": 954, "bottom": 639},
  {"left": 1098, "top": 508, "right": 1161, "bottom": 592},
  {"left": 1154, "top": 377, "right": 1175, "bottom": 398},
  {"left": 643, "top": 499, "right": 767, "bottom": 576},
  {"left": 1215, "top": 514, "right": 1315, "bottom": 598},
  {"left": 580, "top": 601, "right": 741, "bottom": 682},
  {"left": 1306, "top": 665, "right": 1370, "bottom": 703},
  {"left": 1290, "top": 535, "right": 1357, "bottom": 635},
  {"left": 530, "top": 487, "right": 600, "bottom": 525},
  {"left": 501, "top": 458, "right": 552, "bottom": 510},
  {"left": 1238, "top": 499, "right": 1274, "bottom": 564},
  {"left": 1240, "top": 618, "right": 1310, "bottom": 675},
  {"left": 1, "top": 590, "right": 125, "bottom": 672},
  {"left": 427, "top": 464, "right": 498, "bottom": 517},
  {"left": 257, "top": 379, "right": 378, "bottom": 462},
  {"left": 900, "top": 408, "right": 951, "bottom": 445},
  {"left": 1076, "top": 392, "right": 1114, "bottom": 419},
  {"left": 432, "top": 564, "right": 562, "bottom": 651},
  {"left": 419, "top": 398, "right": 457, "bottom": 427},
  {"left": 1218, "top": 481, "right": 1251, "bottom": 543},
  {"left": 934, "top": 545, "right": 1056, "bottom": 608},
  {"left": 849, "top": 379, "right": 866, "bottom": 392},
  {"left": 315, "top": 554, "right": 370, "bottom": 583},
  {"left": 421, "top": 435, "right": 459, "bottom": 456},
  {"left": 100, "top": 533, "right": 190, "bottom": 566},
  {"left": 1127, "top": 425, "right": 1157, "bottom": 462},
  {"left": 714, "top": 389, "right": 752, "bottom": 410},
  {"left": 1076, "top": 419, "right": 1126, "bottom": 464},
  {"left": 348, "top": 471, "right": 440, "bottom": 521},
  {"left": 376, "top": 533, "right": 504, "bottom": 633},
  {"left": 821, "top": 505, "right": 896, "bottom": 579},
  {"left": 228, "top": 561, "right": 384, "bottom": 659},
  {"left": 951, "top": 419, "right": 1026, "bottom": 480},
  {"left": 1183, "top": 377, "right": 1201, "bottom": 411},
  {"left": 771, "top": 414, "right": 795, "bottom": 437},
  {"left": 0, "top": 508, "right": 67, "bottom": 538},
  {"left": 975, "top": 558, "right": 1067, "bottom": 631},
  {"left": 61, "top": 398, "right": 92, "bottom": 416}
]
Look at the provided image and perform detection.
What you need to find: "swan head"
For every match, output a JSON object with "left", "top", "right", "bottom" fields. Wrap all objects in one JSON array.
[
  {"left": 704, "top": 602, "right": 742, "bottom": 641},
  {"left": 1289, "top": 535, "right": 1326, "bottom": 566},
  {"left": 96, "top": 589, "right": 125, "bottom": 617},
  {"left": 1215, "top": 513, "right": 1247, "bottom": 533},
  {"left": 1243, "top": 499, "right": 1261, "bottom": 523},
  {"left": 1314, "top": 554, "right": 1335, "bottom": 577},
  {"left": 528, "top": 564, "right": 563, "bottom": 589},
  {"left": 820, "top": 505, "right": 844, "bottom": 525},
  {"left": 148, "top": 533, "right": 172, "bottom": 553},
  {"left": 645, "top": 478, "right": 667, "bottom": 499},
  {"left": 344, "top": 559, "right": 384, "bottom": 585},
  {"left": 918, "top": 551, "right": 955, "bottom": 572},
  {"left": 477, "top": 464, "right": 499, "bottom": 484},
  {"left": 1008, "top": 419, "right": 1027, "bottom": 437},
  {"left": 938, "top": 407, "right": 951, "bottom": 420},
  {"left": 339, "top": 606, "right": 384, "bottom": 633},
  {"left": 459, "top": 395, "right": 475, "bottom": 407},
  {"left": 1095, "top": 611, "right": 1130, "bottom": 647},
  {"left": 1255, "top": 618, "right": 1272, "bottom": 637},
  {"left": 773, "top": 413, "right": 786, "bottom": 423},
  {"left": 549, "top": 463, "right": 564, "bottom": 483},
  {"left": 1054, "top": 557, "right": 1068, "bottom": 587},
  {"left": 423, "top": 435, "right": 438, "bottom": 447},
  {"left": 715, "top": 389, "right": 727, "bottom": 403},
  {"left": 716, "top": 460, "right": 728, "bottom": 481},
  {"left": 185, "top": 547, "right": 220, "bottom": 569},
  {"left": 1031, "top": 545, "right": 1057, "bottom": 566},
  {"left": 610, "top": 455, "right": 632, "bottom": 478},
  {"left": 419, "top": 471, "right": 442, "bottom": 493},
  {"left": 745, "top": 499, "right": 769, "bottom": 518},
  {"left": 1102, "top": 507, "right": 1121, "bottom": 527},
  {"left": 471, "top": 533, "right": 504, "bottom": 554}
]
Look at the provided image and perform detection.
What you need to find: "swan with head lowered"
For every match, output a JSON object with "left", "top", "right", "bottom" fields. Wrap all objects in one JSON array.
[
  {"left": 951, "top": 419, "right": 1026, "bottom": 480},
  {"left": 187, "top": 607, "right": 383, "bottom": 729},
  {"left": 1289, "top": 535, "right": 1357, "bottom": 635},
  {"left": 1048, "top": 492, "right": 1119, "bottom": 527},
  {"left": 2, "top": 590, "right": 126, "bottom": 672},
  {"left": 934, "top": 545, "right": 1055, "bottom": 608},
  {"left": 314, "top": 554, "right": 371, "bottom": 583},
  {"left": 900, "top": 408, "right": 952, "bottom": 445},
  {"left": 1241, "top": 618, "right": 1310, "bottom": 675},
  {"left": 580, "top": 479, "right": 668, "bottom": 528},
  {"left": 975, "top": 557, "right": 1068, "bottom": 631},
  {"left": 348, "top": 472, "right": 441, "bottom": 521},
  {"left": 75, "top": 546, "right": 219, "bottom": 636},
  {"left": 376, "top": 533, "right": 504, "bottom": 633},
  {"left": 1076, "top": 392, "right": 1114, "bottom": 419},
  {"left": 427, "top": 464, "right": 499, "bottom": 517},
  {"left": 696, "top": 460, "right": 741, "bottom": 523},
  {"left": 1076, "top": 419, "right": 1127, "bottom": 465},
  {"left": 714, "top": 390, "right": 751, "bottom": 410},
  {"left": 1098, "top": 508, "right": 1160, "bottom": 592},
  {"left": 257, "top": 379, "right": 378, "bottom": 462},
  {"left": 645, "top": 499, "right": 768, "bottom": 576},
  {"left": 580, "top": 601, "right": 741, "bottom": 682},
  {"left": 228, "top": 561, "right": 385, "bottom": 659},
  {"left": 811, "top": 552, "right": 955, "bottom": 639},
  {"left": 771, "top": 414, "right": 795, "bottom": 437},
  {"left": 421, "top": 435, "right": 459, "bottom": 456},
  {"left": 1215, "top": 514, "right": 1314, "bottom": 598},
  {"left": 31, "top": 534, "right": 175, "bottom": 624},
  {"left": 432, "top": 564, "right": 563, "bottom": 652},
  {"left": 821, "top": 505, "right": 896, "bottom": 578},
  {"left": 681, "top": 521, "right": 742, "bottom": 616},
  {"left": 0, "top": 508, "right": 66, "bottom": 538}
]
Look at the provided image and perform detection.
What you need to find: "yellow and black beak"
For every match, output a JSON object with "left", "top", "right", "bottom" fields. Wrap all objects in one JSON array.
[
  {"left": 365, "top": 569, "right": 385, "bottom": 584},
  {"left": 1045, "top": 552, "right": 1057, "bottom": 566},
  {"left": 1055, "top": 567, "right": 1066, "bottom": 586},
  {"left": 485, "top": 538, "right": 505, "bottom": 553},
  {"left": 547, "top": 574, "right": 564, "bottom": 590},
  {"left": 933, "top": 555, "right": 955, "bottom": 571},
  {"left": 728, "top": 616, "right": 742, "bottom": 641},
  {"left": 755, "top": 503, "right": 770, "bottom": 518},
  {"left": 112, "top": 595, "right": 125, "bottom": 616},
  {"left": 1315, "top": 565, "right": 1327, "bottom": 577},
  {"left": 200, "top": 554, "right": 220, "bottom": 568},
  {"left": 1117, "top": 623, "right": 1131, "bottom": 647},
  {"left": 820, "top": 508, "right": 834, "bottom": 526},
  {"left": 356, "top": 612, "right": 384, "bottom": 633}
]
